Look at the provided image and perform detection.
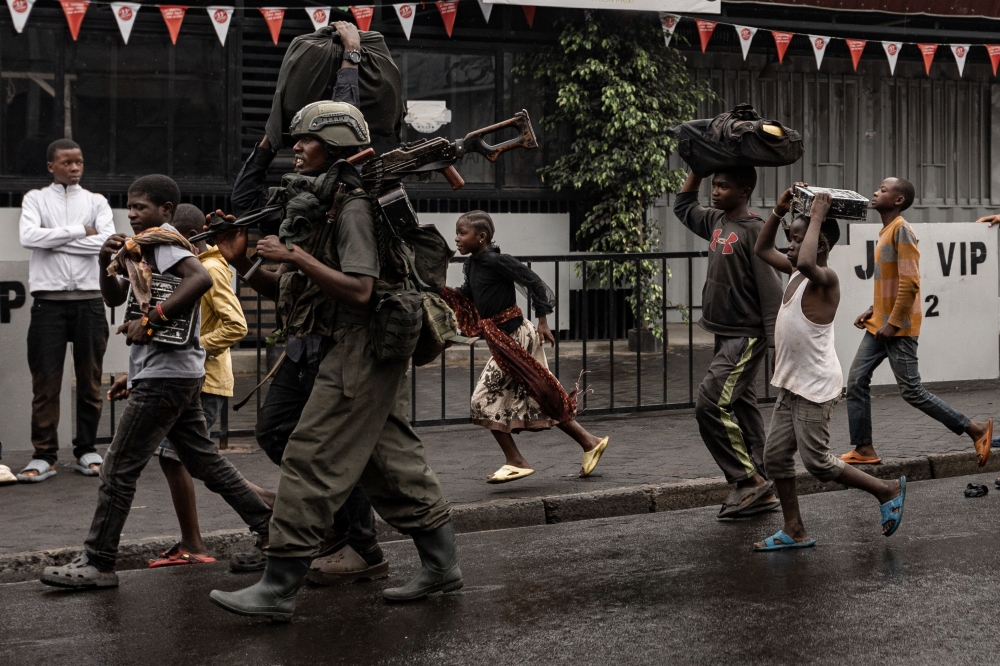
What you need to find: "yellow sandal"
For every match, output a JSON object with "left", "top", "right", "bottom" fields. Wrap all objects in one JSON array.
[
  {"left": 580, "top": 437, "right": 610, "bottom": 477},
  {"left": 487, "top": 465, "right": 535, "bottom": 484}
]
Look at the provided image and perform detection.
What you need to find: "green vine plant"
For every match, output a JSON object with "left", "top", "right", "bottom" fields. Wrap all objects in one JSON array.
[{"left": 514, "top": 11, "right": 711, "bottom": 339}]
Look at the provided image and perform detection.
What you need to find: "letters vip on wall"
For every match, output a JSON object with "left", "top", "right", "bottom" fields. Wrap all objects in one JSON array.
[{"left": 829, "top": 223, "right": 999, "bottom": 385}]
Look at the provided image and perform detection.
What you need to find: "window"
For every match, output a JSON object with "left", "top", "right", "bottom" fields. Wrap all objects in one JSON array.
[
  {"left": 0, "top": 19, "right": 229, "bottom": 180},
  {"left": 392, "top": 50, "right": 496, "bottom": 185}
]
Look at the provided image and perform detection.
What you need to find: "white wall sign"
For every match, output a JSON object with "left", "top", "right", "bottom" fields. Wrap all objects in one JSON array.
[
  {"left": 829, "top": 223, "right": 999, "bottom": 386},
  {"left": 404, "top": 100, "right": 452, "bottom": 134},
  {"left": 484, "top": 0, "right": 720, "bottom": 13}
]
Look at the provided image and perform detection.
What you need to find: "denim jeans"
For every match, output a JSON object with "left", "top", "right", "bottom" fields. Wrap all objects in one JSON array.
[
  {"left": 256, "top": 354, "right": 380, "bottom": 559},
  {"left": 847, "top": 332, "right": 970, "bottom": 446},
  {"left": 27, "top": 298, "right": 109, "bottom": 464},
  {"left": 156, "top": 392, "right": 225, "bottom": 460},
  {"left": 84, "top": 378, "right": 271, "bottom": 571}
]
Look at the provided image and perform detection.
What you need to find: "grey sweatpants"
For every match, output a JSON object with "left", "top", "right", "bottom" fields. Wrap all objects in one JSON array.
[
  {"left": 764, "top": 388, "right": 845, "bottom": 482},
  {"left": 695, "top": 335, "right": 769, "bottom": 484}
]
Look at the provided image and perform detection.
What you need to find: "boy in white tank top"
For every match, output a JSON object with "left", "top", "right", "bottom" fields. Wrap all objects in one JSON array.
[{"left": 751, "top": 186, "right": 905, "bottom": 551}]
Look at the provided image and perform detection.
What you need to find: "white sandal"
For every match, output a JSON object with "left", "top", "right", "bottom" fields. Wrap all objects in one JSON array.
[
  {"left": 0, "top": 465, "right": 16, "bottom": 485},
  {"left": 75, "top": 452, "right": 103, "bottom": 476},
  {"left": 16, "top": 459, "right": 57, "bottom": 483}
]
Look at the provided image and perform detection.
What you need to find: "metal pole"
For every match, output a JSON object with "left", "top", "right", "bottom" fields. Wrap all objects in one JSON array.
[
  {"left": 688, "top": 256, "right": 694, "bottom": 405},
  {"left": 635, "top": 258, "right": 641, "bottom": 408},
  {"left": 608, "top": 261, "right": 614, "bottom": 411},
  {"left": 554, "top": 260, "right": 560, "bottom": 380},
  {"left": 661, "top": 256, "right": 668, "bottom": 404},
  {"left": 581, "top": 260, "right": 588, "bottom": 410}
]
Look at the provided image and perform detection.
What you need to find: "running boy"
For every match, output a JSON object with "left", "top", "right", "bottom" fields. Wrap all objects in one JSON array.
[
  {"left": 40, "top": 176, "right": 271, "bottom": 589},
  {"left": 674, "top": 168, "right": 784, "bottom": 518},
  {"left": 752, "top": 186, "right": 904, "bottom": 550},
  {"left": 840, "top": 177, "right": 992, "bottom": 467}
]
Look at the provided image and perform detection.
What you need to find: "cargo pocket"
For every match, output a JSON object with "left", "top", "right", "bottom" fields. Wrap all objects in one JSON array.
[{"left": 339, "top": 327, "right": 364, "bottom": 400}]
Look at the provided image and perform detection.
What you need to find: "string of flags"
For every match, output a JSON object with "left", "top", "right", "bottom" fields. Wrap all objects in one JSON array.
[
  {"left": 3, "top": 0, "right": 536, "bottom": 45},
  {"left": 659, "top": 12, "right": 1000, "bottom": 77}
]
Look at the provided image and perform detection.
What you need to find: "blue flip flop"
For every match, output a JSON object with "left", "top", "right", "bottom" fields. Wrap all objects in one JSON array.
[
  {"left": 880, "top": 476, "right": 906, "bottom": 537},
  {"left": 753, "top": 529, "right": 816, "bottom": 552}
]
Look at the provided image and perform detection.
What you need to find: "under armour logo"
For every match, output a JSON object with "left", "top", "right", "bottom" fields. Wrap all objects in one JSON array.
[{"left": 710, "top": 229, "right": 739, "bottom": 254}]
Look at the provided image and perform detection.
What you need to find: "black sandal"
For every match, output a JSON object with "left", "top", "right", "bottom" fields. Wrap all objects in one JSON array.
[{"left": 229, "top": 535, "right": 267, "bottom": 572}]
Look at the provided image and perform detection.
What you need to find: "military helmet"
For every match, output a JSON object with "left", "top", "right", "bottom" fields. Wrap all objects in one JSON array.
[{"left": 289, "top": 101, "right": 370, "bottom": 148}]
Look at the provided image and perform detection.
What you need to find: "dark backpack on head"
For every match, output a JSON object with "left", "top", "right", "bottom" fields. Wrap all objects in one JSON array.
[
  {"left": 265, "top": 27, "right": 404, "bottom": 148},
  {"left": 669, "top": 103, "right": 804, "bottom": 177}
]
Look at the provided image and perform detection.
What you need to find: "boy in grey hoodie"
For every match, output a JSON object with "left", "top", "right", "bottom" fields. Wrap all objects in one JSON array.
[{"left": 674, "top": 167, "right": 784, "bottom": 518}]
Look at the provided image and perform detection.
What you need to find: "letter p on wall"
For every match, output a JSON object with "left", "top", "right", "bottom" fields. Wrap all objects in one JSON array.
[{"left": 0, "top": 281, "right": 25, "bottom": 323}]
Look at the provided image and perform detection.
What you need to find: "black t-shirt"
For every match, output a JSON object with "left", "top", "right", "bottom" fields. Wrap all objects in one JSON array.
[{"left": 460, "top": 249, "right": 555, "bottom": 336}]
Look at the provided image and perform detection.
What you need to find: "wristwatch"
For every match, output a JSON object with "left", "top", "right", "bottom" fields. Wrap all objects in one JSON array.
[{"left": 343, "top": 49, "right": 362, "bottom": 65}]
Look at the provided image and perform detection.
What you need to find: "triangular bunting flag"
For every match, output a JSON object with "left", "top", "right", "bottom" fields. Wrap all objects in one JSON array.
[
  {"left": 306, "top": 6, "right": 330, "bottom": 31},
  {"left": 6, "top": 0, "right": 35, "bottom": 34},
  {"left": 110, "top": 2, "right": 139, "bottom": 44},
  {"left": 159, "top": 5, "right": 186, "bottom": 45},
  {"left": 846, "top": 39, "right": 866, "bottom": 71},
  {"left": 522, "top": 5, "right": 535, "bottom": 28},
  {"left": 772, "top": 31, "right": 793, "bottom": 63},
  {"left": 206, "top": 6, "right": 233, "bottom": 46},
  {"left": 659, "top": 13, "right": 679, "bottom": 47},
  {"left": 349, "top": 5, "right": 373, "bottom": 31},
  {"left": 987, "top": 45, "right": 1000, "bottom": 76},
  {"left": 436, "top": 1, "right": 457, "bottom": 37},
  {"left": 394, "top": 3, "right": 415, "bottom": 40},
  {"left": 809, "top": 35, "right": 829, "bottom": 70},
  {"left": 734, "top": 25, "right": 757, "bottom": 60},
  {"left": 882, "top": 41, "right": 902, "bottom": 75},
  {"left": 695, "top": 20, "right": 715, "bottom": 53},
  {"left": 918, "top": 44, "right": 937, "bottom": 76},
  {"left": 950, "top": 44, "right": 970, "bottom": 77},
  {"left": 476, "top": 0, "right": 492, "bottom": 23},
  {"left": 59, "top": 0, "right": 88, "bottom": 41},
  {"left": 259, "top": 7, "right": 284, "bottom": 45}
]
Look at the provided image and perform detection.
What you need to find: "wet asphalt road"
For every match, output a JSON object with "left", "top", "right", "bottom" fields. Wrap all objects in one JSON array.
[{"left": 3, "top": 472, "right": 1000, "bottom": 665}]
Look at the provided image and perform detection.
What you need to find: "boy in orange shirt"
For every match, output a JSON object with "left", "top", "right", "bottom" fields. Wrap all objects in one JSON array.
[{"left": 840, "top": 177, "right": 992, "bottom": 466}]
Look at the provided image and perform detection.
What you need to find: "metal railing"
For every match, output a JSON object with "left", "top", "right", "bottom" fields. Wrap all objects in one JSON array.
[
  {"left": 97, "top": 250, "right": 774, "bottom": 444},
  {"left": 408, "top": 250, "right": 773, "bottom": 427}
]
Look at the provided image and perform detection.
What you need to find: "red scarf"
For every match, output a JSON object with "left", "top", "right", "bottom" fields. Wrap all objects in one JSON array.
[{"left": 441, "top": 287, "right": 577, "bottom": 424}]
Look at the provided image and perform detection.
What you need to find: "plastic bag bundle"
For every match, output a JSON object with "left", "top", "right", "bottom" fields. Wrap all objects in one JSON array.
[
  {"left": 265, "top": 26, "right": 404, "bottom": 148},
  {"left": 669, "top": 103, "right": 804, "bottom": 177}
]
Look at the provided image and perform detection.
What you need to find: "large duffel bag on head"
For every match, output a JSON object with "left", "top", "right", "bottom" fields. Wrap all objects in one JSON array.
[
  {"left": 668, "top": 103, "right": 804, "bottom": 177},
  {"left": 265, "top": 26, "right": 404, "bottom": 148}
]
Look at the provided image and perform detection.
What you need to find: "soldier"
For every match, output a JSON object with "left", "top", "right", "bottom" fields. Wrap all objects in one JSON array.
[
  {"left": 209, "top": 102, "right": 460, "bottom": 621},
  {"left": 220, "top": 21, "right": 390, "bottom": 584}
]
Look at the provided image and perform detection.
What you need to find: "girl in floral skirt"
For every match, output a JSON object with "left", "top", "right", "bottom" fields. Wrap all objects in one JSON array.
[{"left": 443, "top": 211, "right": 609, "bottom": 484}]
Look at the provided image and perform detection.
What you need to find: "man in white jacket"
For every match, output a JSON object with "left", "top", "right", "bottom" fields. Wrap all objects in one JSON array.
[{"left": 16, "top": 139, "right": 114, "bottom": 482}]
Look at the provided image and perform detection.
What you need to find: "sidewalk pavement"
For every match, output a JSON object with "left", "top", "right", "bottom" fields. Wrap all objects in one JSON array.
[{"left": 2, "top": 379, "right": 997, "bottom": 582}]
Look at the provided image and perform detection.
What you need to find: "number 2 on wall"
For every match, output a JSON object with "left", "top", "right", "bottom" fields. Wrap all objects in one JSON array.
[{"left": 925, "top": 295, "right": 940, "bottom": 317}]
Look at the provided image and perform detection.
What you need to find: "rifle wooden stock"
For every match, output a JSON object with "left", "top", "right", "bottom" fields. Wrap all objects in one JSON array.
[
  {"left": 357, "top": 110, "right": 538, "bottom": 190},
  {"left": 458, "top": 109, "right": 538, "bottom": 162}
]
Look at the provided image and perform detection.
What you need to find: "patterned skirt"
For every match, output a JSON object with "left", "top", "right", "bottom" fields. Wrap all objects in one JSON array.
[{"left": 471, "top": 320, "right": 558, "bottom": 433}]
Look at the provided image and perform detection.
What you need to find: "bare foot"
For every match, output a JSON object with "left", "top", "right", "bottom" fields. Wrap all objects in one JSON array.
[
  {"left": 247, "top": 481, "right": 275, "bottom": 509},
  {"left": 853, "top": 444, "right": 879, "bottom": 460}
]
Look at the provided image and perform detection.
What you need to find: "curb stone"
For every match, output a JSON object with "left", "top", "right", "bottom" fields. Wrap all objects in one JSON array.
[{"left": 1, "top": 451, "right": 993, "bottom": 584}]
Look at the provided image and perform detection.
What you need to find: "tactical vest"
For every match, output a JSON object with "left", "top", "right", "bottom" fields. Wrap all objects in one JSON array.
[{"left": 275, "top": 187, "right": 372, "bottom": 339}]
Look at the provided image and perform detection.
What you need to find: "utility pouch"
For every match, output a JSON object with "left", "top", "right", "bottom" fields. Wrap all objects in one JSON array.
[{"left": 369, "top": 281, "right": 423, "bottom": 363}]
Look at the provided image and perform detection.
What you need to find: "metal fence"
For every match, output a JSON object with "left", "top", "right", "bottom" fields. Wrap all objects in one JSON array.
[{"left": 98, "top": 250, "right": 774, "bottom": 444}]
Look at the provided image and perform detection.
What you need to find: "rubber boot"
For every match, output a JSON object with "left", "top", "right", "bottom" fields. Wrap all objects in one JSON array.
[
  {"left": 209, "top": 556, "right": 311, "bottom": 621},
  {"left": 382, "top": 522, "right": 463, "bottom": 602}
]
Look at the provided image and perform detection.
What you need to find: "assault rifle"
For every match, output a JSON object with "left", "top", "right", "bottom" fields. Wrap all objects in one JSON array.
[{"left": 192, "top": 110, "right": 538, "bottom": 276}]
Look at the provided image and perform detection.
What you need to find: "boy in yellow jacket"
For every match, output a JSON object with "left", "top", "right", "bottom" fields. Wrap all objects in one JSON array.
[{"left": 148, "top": 204, "right": 250, "bottom": 565}]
